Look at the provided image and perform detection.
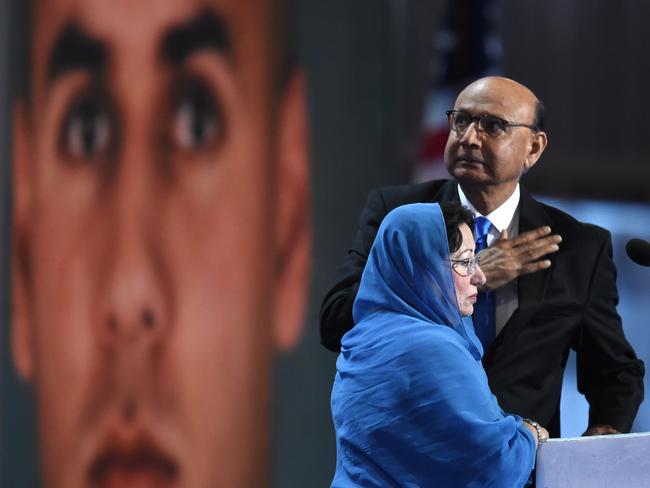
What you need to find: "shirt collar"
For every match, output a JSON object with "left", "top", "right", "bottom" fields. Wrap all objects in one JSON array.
[{"left": 457, "top": 184, "right": 520, "bottom": 233}]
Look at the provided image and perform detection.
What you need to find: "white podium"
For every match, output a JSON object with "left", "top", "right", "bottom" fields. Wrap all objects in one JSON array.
[{"left": 536, "top": 432, "right": 650, "bottom": 487}]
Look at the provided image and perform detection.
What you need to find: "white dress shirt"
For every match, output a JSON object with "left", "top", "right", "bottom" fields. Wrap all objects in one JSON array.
[{"left": 458, "top": 185, "right": 520, "bottom": 336}]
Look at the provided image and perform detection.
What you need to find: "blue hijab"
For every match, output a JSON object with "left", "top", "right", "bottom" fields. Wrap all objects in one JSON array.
[{"left": 331, "top": 203, "right": 536, "bottom": 487}]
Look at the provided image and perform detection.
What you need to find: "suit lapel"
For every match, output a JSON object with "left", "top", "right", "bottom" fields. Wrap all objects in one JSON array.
[
  {"left": 503, "top": 188, "right": 553, "bottom": 335},
  {"left": 432, "top": 180, "right": 460, "bottom": 203},
  {"left": 483, "top": 188, "right": 554, "bottom": 364}
]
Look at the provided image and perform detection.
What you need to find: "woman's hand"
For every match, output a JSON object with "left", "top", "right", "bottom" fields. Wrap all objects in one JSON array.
[{"left": 522, "top": 419, "right": 549, "bottom": 447}]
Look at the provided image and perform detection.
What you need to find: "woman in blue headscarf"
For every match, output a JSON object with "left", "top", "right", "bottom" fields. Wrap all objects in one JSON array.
[{"left": 330, "top": 202, "right": 548, "bottom": 487}]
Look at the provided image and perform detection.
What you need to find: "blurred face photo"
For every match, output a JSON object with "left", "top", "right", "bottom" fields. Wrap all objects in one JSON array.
[{"left": 11, "top": 0, "right": 309, "bottom": 486}]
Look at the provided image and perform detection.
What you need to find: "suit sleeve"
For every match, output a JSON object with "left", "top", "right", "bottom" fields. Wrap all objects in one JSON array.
[
  {"left": 575, "top": 230, "right": 645, "bottom": 432},
  {"left": 319, "top": 188, "right": 389, "bottom": 351}
]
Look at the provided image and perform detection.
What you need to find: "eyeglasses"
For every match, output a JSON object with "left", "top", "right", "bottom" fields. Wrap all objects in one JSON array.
[
  {"left": 446, "top": 110, "right": 538, "bottom": 138},
  {"left": 450, "top": 255, "right": 481, "bottom": 277}
]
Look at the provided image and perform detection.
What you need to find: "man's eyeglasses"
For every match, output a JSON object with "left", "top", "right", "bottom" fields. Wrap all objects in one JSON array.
[
  {"left": 450, "top": 255, "right": 481, "bottom": 277},
  {"left": 446, "top": 110, "right": 538, "bottom": 138}
]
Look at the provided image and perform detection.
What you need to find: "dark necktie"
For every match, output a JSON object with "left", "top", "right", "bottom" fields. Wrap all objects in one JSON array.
[{"left": 473, "top": 216, "right": 495, "bottom": 351}]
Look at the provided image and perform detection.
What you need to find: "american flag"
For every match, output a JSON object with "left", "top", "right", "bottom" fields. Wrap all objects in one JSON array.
[{"left": 412, "top": 0, "right": 502, "bottom": 182}]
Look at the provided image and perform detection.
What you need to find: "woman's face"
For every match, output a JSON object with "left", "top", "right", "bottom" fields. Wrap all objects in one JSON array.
[{"left": 450, "top": 223, "right": 486, "bottom": 316}]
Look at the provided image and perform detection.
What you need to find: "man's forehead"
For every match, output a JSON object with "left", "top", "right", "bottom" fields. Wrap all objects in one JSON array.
[{"left": 455, "top": 80, "right": 536, "bottom": 120}]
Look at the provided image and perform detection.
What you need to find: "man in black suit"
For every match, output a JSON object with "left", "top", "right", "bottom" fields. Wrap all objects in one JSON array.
[{"left": 320, "top": 76, "right": 644, "bottom": 437}]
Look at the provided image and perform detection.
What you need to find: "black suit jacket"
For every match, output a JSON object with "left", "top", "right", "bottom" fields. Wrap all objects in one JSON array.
[{"left": 320, "top": 179, "right": 644, "bottom": 437}]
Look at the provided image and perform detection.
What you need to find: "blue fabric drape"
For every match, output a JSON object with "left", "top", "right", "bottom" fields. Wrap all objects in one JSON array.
[{"left": 331, "top": 203, "right": 536, "bottom": 487}]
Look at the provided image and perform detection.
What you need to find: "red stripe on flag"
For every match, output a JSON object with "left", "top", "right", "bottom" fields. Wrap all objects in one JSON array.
[{"left": 419, "top": 128, "right": 449, "bottom": 160}]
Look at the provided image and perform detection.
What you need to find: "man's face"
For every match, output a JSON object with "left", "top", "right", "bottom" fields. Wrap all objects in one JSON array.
[
  {"left": 12, "top": 0, "right": 309, "bottom": 487},
  {"left": 444, "top": 77, "right": 543, "bottom": 195}
]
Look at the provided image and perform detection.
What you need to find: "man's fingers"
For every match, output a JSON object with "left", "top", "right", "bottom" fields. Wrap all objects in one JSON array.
[
  {"left": 518, "top": 236, "right": 561, "bottom": 260},
  {"left": 512, "top": 234, "right": 562, "bottom": 259},
  {"left": 520, "top": 259, "right": 552, "bottom": 275},
  {"left": 494, "top": 229, "right": 508, "bottom": 242},
  {"left": 521, "top": 246, "right": 557, "bottom": 262},
  {"left": 481, "top": 227, "right": 558, "bottom": 286},
  {"left": 511, "top": 226, "right": 553, "bottom": 245}
]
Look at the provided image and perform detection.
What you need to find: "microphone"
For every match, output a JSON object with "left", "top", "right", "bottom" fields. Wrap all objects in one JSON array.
[{"left": 625, "top": 239, "right": 650, "bottom": 267}]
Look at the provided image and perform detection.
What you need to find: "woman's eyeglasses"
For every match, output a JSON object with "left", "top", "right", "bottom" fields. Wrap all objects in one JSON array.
[{"left": 450, "top": 255, "right": 481, "bottom": 277}]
